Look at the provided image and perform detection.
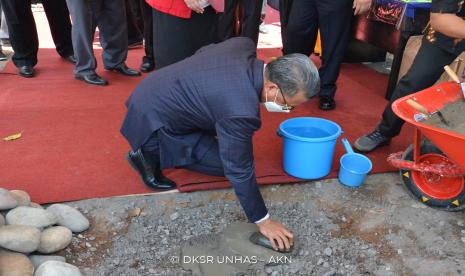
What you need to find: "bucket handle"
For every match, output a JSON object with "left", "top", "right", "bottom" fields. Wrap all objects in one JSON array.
[
  {"left": 277, "top": 129, "right": 282, "bottom": 137},
  {"left": 341, "top": 138, "right": 354, "bottom": 154}
]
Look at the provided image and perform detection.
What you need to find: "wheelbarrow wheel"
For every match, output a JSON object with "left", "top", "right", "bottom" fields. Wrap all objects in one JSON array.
[{"left": 400, "top": 140, "right": 465, "bottom": 211}]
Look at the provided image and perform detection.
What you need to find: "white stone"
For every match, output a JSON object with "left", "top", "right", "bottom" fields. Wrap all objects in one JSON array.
[
  {"left": 30, "top": 202, "right": 44, "bottom": 209},
  {"left": 10, "top": 190, "right": 31, "bottom": 206},
  {"left": 47, "top": 204, "right": 89, "bottom": 233},
  {"left": 0, "top": 225, "right": 41, "bottom": 253},
  {"left": 0, "top": 188, "right": 18, "bottom": 210},
  {"left": 38, "top": 226, "right": 72, "bottom": 254},
  {"left": 6, "top": 206, "right": 57, "bottom": 228},
  {"left": 29, "top": 255, "right": 66, "bottom": 269},
  {"left": 0, "top": 213, "right": 4, "bottom": 226},
  {"left": 35, "top": 261, "right": 82, "bottom": 276},
  {"left": 0, "top": 249, "right": 34, "bottom": 276}
]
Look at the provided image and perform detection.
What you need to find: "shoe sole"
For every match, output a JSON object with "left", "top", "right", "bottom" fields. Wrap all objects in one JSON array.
[
  {"left": 354, "top": 140, "right": 391, "bottom": 153},
  {"left": 19, "top": 72, "right": 34, "bottom": 78},
  {"left": 125, "top": 153, "right": 176, "bottom": 191}
]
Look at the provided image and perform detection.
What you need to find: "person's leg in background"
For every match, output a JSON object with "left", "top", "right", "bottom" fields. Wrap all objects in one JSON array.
[
  {"left": 126, "top": 131, "right": 177, "bottom": 190},
  {"left": 125, "top": 0, "right": 143, "bottom": 48},
  {"left": 354, "top": 38, "right": 458, "bottom": 152},
  {"left": 239, "top": 0, "right": 262, "bottom": 44},
  {"left": 316, "top": 0, "right": 352, "bottom": 110},
  {"left": 99, "top": 0, "right": 140, "bottom": 77},
  {"left": 278, "top": 0, "right": 293, "bottom": 53},
  {"left": 139, "top": 0, "right": 154, "bottom": 72},
  {"left": 153, "top": 7, "right": 218, "bottom": 69},
  {"left": 41, "top": 0, "right": 75, "bottom": 63},
  {"left": 283, "top": 0, "right": 318, "bottom": 56},
  {"left": 0, "top": 2, "right": 9, "bottom": 46},
  {"left": 66, "top": 0, "right": 108, "bottom": 85},
  {"left": 259, "top": 0, "right": 268, "bottom": 34},
  {"left": 0, "top": 1, "right": 6, "bottom": 61},
  {"left": 217, "top": 0, "right": 238, "bottom": 42},
  {"left": 0, "top": 0, "right": 38, "bottom": 77}
]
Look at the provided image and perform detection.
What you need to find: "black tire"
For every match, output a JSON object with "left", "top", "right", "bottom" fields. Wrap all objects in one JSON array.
[{"left": 400, "top": 140, "right": 465, "bottom": 211}]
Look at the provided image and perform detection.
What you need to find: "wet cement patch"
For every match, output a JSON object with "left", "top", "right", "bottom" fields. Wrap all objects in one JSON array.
[
  {"left": 181, "top": 222, "right": 289, "bottom": 275},
  {"left": 424, "top": 100, "right": 465, "bottom": 135}
]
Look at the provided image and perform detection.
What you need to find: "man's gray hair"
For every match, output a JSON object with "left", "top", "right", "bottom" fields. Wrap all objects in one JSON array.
[{"left": 264, "top": 54, "right": 320, "bottom": 99}]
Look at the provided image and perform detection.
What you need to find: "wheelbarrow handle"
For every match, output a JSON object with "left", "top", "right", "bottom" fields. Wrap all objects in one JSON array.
[
  {"left": 444, "top": 65, "right": 461, "bottom": 83},
  {"left": 406, "top": 99, "right": 429, "bottom": 115}
]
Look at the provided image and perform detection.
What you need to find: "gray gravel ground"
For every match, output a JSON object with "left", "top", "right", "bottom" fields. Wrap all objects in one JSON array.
[{"left": 55, "top": 173, "right": 465, "bottom": 276}]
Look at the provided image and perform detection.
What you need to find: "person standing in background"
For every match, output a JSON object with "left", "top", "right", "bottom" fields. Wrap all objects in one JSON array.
[
  {"left": 146, "top": 0, "right": 218, "bottom": 69},
  {"left": 66, "top": 0, "right": 141, "bottom": 86},
  {"left": 126, "top": 0, "right": 155, "bottom": 72},
  {"left": 0, "top": 0, "right": 75, "bottom": 77},
  {"left": 282, "top": 0, "right": 372, "bottom": 110},
  {"left": 218, "top": 0, "right": 263, "bottom": 44}
]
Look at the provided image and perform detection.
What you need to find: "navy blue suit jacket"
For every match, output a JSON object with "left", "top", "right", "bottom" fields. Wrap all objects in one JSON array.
[{"left": 121, "top": 37, "right": 267, "bottom": 222}]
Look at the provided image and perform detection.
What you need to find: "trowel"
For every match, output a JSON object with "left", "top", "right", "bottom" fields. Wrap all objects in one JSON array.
[
  {"left": 406, "top": 99, "right": 449, "bottom": 126},
  {"left": 249, "top": 232, "right": 294, "bottom": 253},
  {"left": 444, "top": 65, "right": 465, "bottom": 100}
]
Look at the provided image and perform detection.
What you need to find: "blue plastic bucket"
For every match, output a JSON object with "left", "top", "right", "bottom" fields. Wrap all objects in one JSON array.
[
  {"left": 338, "top": 138, "right": 373, "bottom": 187},
  {"left": 278, "top": 117, "right": 342, "bottom": 179}
]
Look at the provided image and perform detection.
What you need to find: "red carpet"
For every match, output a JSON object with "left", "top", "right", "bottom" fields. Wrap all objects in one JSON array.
[{"left": 0, "top": 9, "right": 411, "bottom": 204}]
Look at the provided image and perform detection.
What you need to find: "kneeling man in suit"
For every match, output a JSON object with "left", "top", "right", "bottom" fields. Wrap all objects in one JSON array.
[{"left": 121, "top": 37, "right": 320, "bottom": 251}]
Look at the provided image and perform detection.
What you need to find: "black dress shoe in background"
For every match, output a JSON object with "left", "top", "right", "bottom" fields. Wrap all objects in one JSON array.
[
  {"left": 126, "top": 149, "right": 177, "bottom": 190},
  {"left": 140, "top": 61, "right": 155, "bottom": 73},
  {"left": 108, "top": 63, "right": 141, "bottom": 77},
  {"left": 319, "top": 96, "right": 336, "bottom": 111},
  {"left": 63, "top": 55, "right": 77, "bottom": 64},
  {"left": 18, "top": 65, "right": 35, "bottom": 78},
  {"left": 75, "top": 73, "right": 108, "bottom": 86}
]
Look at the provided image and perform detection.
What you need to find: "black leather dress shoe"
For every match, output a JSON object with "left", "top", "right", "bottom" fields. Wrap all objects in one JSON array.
[
  {"left": 18, "top": 65, "right": 35, "bottom": 78},
  {"left": 126, "top": 149, "right": 177, "bottom": 190},
  {"left": 319, "top": 96, "right": 336, "bottom": 111},
  {"left": 108, "top": 63, "right": 141, "bottom": 76},
  {"left": 140, "top": 61, "right": 155, "bottom": 73},
  {"left": 75, "top": 73, "right": 108, "bottom": 86},
  {"left": 63, "top": 55, "right": 77, "bottom": 64}
]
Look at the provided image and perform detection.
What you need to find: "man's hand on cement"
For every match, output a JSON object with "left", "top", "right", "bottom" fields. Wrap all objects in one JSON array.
[
  {"left": 353, "top": 0, "right": 372, "bottom": 15},
  {"left": 184, "top": 0, "right": 205, "bottom": 13},
  {"left": 257, "top": 219, "right": 294, "bottom": 251}
]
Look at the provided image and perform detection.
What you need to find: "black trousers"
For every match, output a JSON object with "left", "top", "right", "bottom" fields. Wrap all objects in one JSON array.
[
  {"left": 218, "top": 0, "right": 262, "bottom": 44},
  {"left": 378, "top": 38, "right": 459, "bottom": 138},
  {"left": 126, "top": 0, "right": 153, "bottom": 64},
  {"left": 152, "top": 7, "right": 218, "bottom": 69},
  {"left": 0, "top": 0, "right": 73, "bottom": 67},
  {"left": 142, "top": 131, "right": 225, "bottom": 177},
  {"left": 283, "top": 0, "right": 352, "bottom": 98}
]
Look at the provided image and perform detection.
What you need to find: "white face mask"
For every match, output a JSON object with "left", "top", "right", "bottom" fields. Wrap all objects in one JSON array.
[{"left": 263, "top": 90, "right": 291, "bottom": 113}]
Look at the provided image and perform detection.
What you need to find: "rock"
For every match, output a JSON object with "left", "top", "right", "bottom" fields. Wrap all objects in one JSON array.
[
  {"left": 317, "top": 258, "right": 325, "bottom": 266},
  {"left": 324, "top": 247, "right": 332, "bottom": 256},
  {"left": 38, "top": 226, "right": 72, "bottom": 254},
  {"left": 0, "top": 250, "right": 34, "bottom": 276},
  {"left": 46, "top": 204, "right": 89, "bottom": 233},
  {"left": 170, "top": 212, "right": 179, "bottom": 221},
  {"left": 6, "top": 206, "right": 57, "bottom": 228},
  {"left": 29, "top": 255, "right": 66, "bottom": 269},
  {"left": 35, "top": 261, "right": 82, "bottom": 276},
  {"left": 323, "top": 270, "right": 336, "bottom": 276},
  {"left": 0, "top": 213, "right": 4, "bottom": 226},
  {"left": 0, "top": 225, "right": 41, "bottom": 253},
  {"left": 461, "top": 237, "right": 465, "bottom": 243},
  {"left": 30, "top": 202, "right": 44, "bottom": 209},
  {"left": 0, "top": 188, "right": 18, "bottom": 210},
  {"left": 10, "top": 190, "right": 31, "bottom": 206}
]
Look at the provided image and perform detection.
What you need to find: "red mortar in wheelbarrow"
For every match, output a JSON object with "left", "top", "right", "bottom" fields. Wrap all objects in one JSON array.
[{"left": 389, "top": 82, "right": 465, "bottom": 211}]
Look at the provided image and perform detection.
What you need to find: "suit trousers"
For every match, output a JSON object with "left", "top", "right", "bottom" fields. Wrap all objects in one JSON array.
[
  {"left": 66, "top": 0, "right": 128, "bottom": 76},
  {"left": 218, "top": 0, "right": 262, "bottom": 44},
  {"left": 142, "top": 130, "right": 225, "bottom": 177},
  {"left": 126, "top": 0, "right": 153, "bottom": 64},
  {"left": 283, "top": 0, "right": 352, "bottom": 98},
  {"left": 0, "top": 0, "right": 73, "bottom": 67},
  {"left": 152, "top": 7, "right": 218, "bottom": 69},
  {"left": 377, "top": 38, "right": 458, "bottom": 138}
]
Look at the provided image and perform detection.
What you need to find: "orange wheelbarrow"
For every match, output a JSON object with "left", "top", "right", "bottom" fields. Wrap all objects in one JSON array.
[{"left": 389, "top": 82, "right": 465, "bottom": 211}]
